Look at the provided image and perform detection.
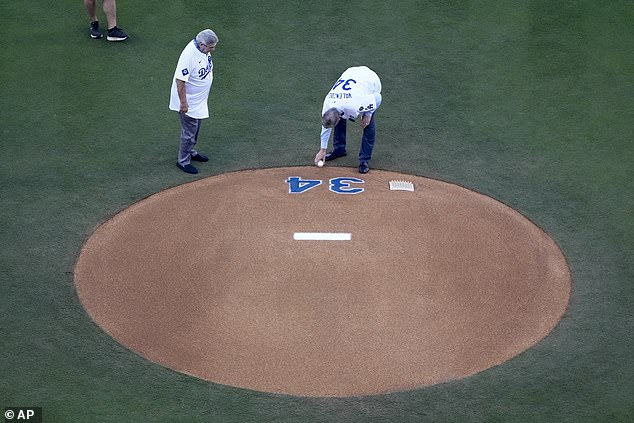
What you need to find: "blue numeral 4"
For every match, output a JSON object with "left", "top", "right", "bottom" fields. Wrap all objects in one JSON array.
[{"left": 287, "top": 177, "right": 322, "bottom": 194}]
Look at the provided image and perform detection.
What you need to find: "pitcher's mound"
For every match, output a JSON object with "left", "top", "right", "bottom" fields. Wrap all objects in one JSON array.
[{"left": 75, "top": 167, "right": 571, "bottom": 397}]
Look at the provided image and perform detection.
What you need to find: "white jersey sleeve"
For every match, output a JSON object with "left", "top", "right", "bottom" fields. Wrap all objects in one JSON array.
[
  {"left": 173, "top": 49, "right": 193, "bottom": 82},
  {"left": 320, "top": 126, "right": 332, "bottom": 149}
]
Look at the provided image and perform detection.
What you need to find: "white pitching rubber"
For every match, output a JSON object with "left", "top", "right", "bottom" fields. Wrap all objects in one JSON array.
[{"left": 293, "top": 232, "right": 352, "bottom": 241}]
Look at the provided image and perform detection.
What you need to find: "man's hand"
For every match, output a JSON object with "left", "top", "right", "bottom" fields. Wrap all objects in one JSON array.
[
  {"left": 314, "top": 148, "right": 327, "bottom": 164},
  {"left": 361, "top": 114, "right": 372, "bottom": 128}
]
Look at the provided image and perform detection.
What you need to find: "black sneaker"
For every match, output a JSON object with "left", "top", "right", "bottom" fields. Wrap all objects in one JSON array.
[
  {"left": 191, "top": 153, "right": 209, "bottom": 162},
  {"left": 176, "top": 163, "right": 198, "bottom": 174},
  {"left": 107, "top": 26, "right": 129, "bottom": 42},
  {"left": 90, "top": 21, "right": 103, "bottom": 39},
  {"left": 359, "top": 162, "right": 370, "bottom": 174},
  {"left": 325, "top": 150, "right": 347, "bottom": 161}
]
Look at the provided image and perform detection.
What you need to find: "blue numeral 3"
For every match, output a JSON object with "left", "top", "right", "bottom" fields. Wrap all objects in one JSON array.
[
  {"left": 330, "top": 177, "right": 364, "bottom": 194},
  {"left": 332, "top": 78, "right": 357, "bottom": 91}
]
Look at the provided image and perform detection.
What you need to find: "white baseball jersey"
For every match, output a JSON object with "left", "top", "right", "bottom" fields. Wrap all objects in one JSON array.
[
  {"left": 320, "top": 66, "right": 382, "bottom": 148},
  {"left": 169, "top": 40, "right": 214, "bottom": 119}
]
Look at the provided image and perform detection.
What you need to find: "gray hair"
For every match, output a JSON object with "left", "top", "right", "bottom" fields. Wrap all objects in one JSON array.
[
  {"left": 322, "top": 108, "right": 341, "bottom": 128},
  {"left": 197, "top": 29, "right": 219, "bottom": 45}
]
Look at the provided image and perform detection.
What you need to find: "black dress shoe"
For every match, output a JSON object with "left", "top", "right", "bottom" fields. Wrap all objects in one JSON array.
[
  {"left": 325, "top": 150, "right": 347, "bottom": 161},
  {"left": 359, "top": 162, "right": 370, "bottom": 174},
  {"left": 177, "top": 162, "right": 199, "bottom": 174},
  {"left": 191, "top": 153, "right": 209, "bottom": 162}
]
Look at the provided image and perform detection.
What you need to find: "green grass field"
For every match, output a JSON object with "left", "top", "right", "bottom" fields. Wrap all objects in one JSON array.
[{"left": 1, "top": 1, "right": 632, "bottom": 421}]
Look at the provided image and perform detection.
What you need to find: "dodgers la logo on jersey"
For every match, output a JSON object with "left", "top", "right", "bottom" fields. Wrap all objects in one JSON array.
[
  {"left": 286, "top": 176, "right": 365, "bottom": 194},
  {"left": 198, "top": 58, "right": 213, "bottom": 79},
  {"left": 198, "top": 63, "right": 212, "bottom": 79}
]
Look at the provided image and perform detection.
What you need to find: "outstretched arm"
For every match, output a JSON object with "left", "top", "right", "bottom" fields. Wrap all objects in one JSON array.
[{"left": 314, "top": 126, "right": 331, "bottom": 164}]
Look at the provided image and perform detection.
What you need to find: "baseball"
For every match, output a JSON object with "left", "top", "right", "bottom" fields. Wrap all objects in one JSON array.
[{"left": 317, "top": 160, "right": 324, "bottom": 167}]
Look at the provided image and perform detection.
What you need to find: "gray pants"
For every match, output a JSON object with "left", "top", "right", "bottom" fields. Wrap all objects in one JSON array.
[{"left": 178, "top": 112, "right": 202, "bottom": 166}]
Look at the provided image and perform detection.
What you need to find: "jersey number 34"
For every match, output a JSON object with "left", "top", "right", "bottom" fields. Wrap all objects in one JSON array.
[{"left": 332, "top": 78, "right": 357, "bottom": 91}]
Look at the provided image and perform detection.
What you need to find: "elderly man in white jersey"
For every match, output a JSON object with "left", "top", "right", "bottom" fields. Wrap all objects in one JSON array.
[
  {"left": 169, "top": 29, "right": 219, "bottom": 174},
  {"left": 314, "top": 66, "right": 382, "bottom": 174}
]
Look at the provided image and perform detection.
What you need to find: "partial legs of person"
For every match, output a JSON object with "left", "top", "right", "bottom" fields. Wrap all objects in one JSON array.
[
  {"left": 325, "top": 118, "right": 348, "bottom": 161},
  {"left": 84, "top": 0, "right": 103, "bottom": 38},
  {"left": 84, "top": 0, "right": 128, "bottom": 41},
  {"left": 101, "top": 0, "right": 118, "bottom": 29},
  {"left": 176, "top": 113, "right": 202, "bottom": 174},
  {"left": 358, "top": 114, "right": 376, "bottom": 173}
]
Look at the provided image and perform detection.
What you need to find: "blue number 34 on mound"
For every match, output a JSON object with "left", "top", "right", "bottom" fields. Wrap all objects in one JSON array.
[{"left": 286, "top": 176, "right": 365, "bottom": 195}]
